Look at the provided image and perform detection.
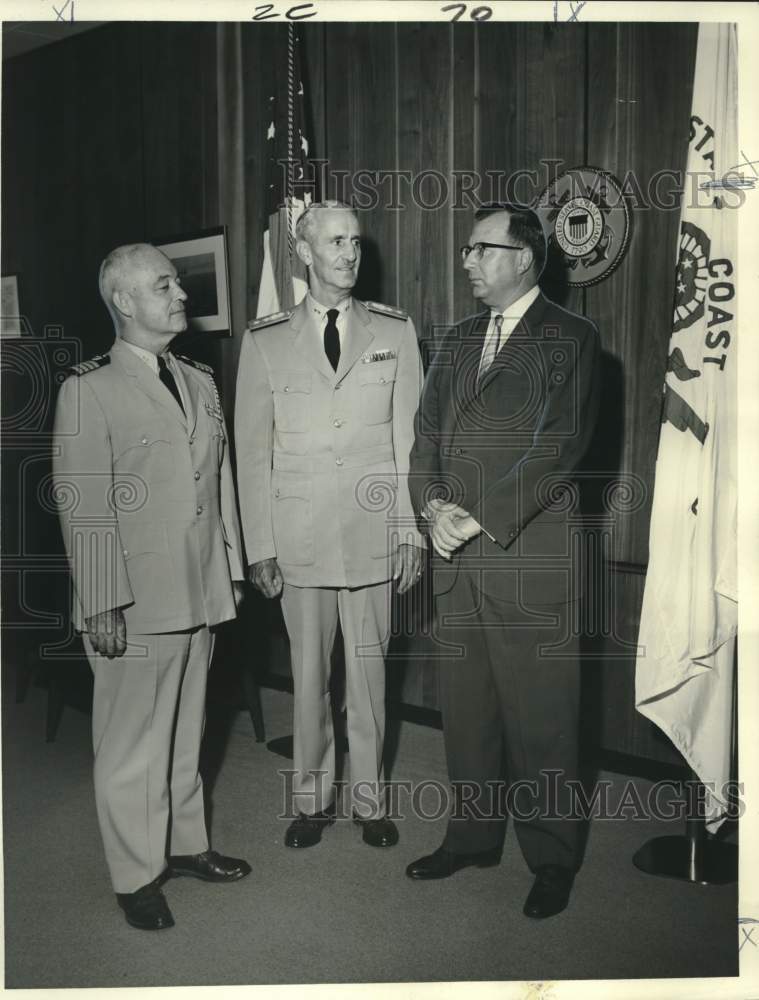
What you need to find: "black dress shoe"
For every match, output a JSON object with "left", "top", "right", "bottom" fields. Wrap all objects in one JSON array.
[
  {"left": 284, "top": 804, "right": 336, "bottom": 848},
  {"left": 405, "top": 845, "right": 500, "bottom": 880},
  {"left": 116, "top": 881, "right": 174, "bottom": 930},
  {"left": 353, "top": 815, "right": 399, "bottom": 847},
  {"left": 523, "top": 864, "right": 574, "bottom": 919},
  {"left": 168, "top": 850, "right": 251, "bottom": 882}
]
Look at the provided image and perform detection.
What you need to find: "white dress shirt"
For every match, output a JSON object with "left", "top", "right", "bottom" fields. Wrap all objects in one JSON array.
[
  {"left": 306, "top": 291, "right": 352, "bottom": 349},
  {"left": 478, "top": 283, "right": 541, "bottom": 376}
]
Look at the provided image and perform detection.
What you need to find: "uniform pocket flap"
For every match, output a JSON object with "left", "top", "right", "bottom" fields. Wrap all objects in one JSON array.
[
  {"left": 271, "top": 371, "right": 312, "bottom": 395},
  {"left": 272, "top": 477, "right": 311, "bottom": 502},
  {"left": 359, "top": 363, "right": 397, "bottom": 386}
]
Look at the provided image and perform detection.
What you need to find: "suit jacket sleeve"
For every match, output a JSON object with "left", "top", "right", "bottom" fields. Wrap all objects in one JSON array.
[
  {"left": 475, "top": 318, "right": 601, "bottom": 548},
  {"left": 234, "top": 330, "right": 276, "bottom": 567},
  {"left": 52, "top": 376, "right": 134, "bottom": 624},
  {"left": 392, "top": 317, "right": 426, "bottom": 548},
  {"left": 409, "top": 332, "right": 449, "bottom": 518}
]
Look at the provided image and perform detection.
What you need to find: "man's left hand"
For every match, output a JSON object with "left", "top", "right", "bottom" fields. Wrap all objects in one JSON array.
[
  {"left": 393, "top": 543, "right": 425, "bottom": 594},
  {"left": 233, "top": 581, "right": 245, "bottom": 608},
  {"left": 429, "top": 504, "right": 481, "bottom": 560}
]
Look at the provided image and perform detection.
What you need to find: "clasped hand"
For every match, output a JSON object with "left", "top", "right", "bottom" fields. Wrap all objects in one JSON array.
[{"left": 425, "top": 498, "right": 481, "bottom": 561}]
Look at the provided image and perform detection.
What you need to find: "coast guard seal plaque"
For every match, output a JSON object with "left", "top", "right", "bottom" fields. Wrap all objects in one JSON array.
[{"left": 535, "top": 167, "right": 631, "bottom": 287}]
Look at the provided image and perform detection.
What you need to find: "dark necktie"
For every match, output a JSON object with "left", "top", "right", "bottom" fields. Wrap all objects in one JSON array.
[
  {"left": 158, "top": 354, "right": 185, "bottom": 415},
  {"left": 324, "top": 308, "right": 340, "bottom": 371}
]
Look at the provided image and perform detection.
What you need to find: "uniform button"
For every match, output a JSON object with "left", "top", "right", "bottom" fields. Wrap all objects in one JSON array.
[
  {"left": 335, "top": 457, "right": 344, "bottom": 466},
  {"left": 333, "top": 419, "right": 342, "bottom": 428},
  {"left": 335, "top": 385, "right": 341, "bottom": 391},
  {"left": 283, "top": 386, "right": 290, "bottom": 393},
  {"left": 122, "top": 549, "right": 129, "bottom": 557},
  {"left": 196, "top": 505, "right": 204, "bottom": 515},
  {"left": 194, "top": 471, "right": 201, "bottom": 480},
  {"left": 274, "top": 488, "right": 281, "bottom": 497},
  {"left": 141, "top": 436, "right": 148, "bottom": 445},
  {"left": 508, "top": 529, "right": 516, "bottom": 538},
  {"left": 189, "top": 436, "right": 195, "bottom": 445},
  {"left": 379, "top": 377, "right": 386, "bottom": 384}
]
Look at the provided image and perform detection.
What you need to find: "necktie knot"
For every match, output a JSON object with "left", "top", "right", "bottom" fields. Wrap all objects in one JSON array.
[{"left": 327, "top": 308, "right": 339, "bottom": 324}]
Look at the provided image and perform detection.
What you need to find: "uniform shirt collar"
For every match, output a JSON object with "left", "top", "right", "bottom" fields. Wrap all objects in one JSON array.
[
  {"left": 120, "top": 337, "right": 161, "bottom": 374},
  {"left": 307, "top": 291, "right": 352, "bottom": 322}
]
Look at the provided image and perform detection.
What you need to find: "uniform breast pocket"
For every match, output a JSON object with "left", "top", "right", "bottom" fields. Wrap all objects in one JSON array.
[
  {"left": 113, "top": 425, "right": 175, "bottom": 485},
  {"left": 271, "top": 371, "right": 312, "bottom": 433},
  {"left": 358, "top": 363, "right": 396, "bottom": 425}
]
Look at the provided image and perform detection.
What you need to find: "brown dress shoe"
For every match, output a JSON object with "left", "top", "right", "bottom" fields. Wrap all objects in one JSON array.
[
  {"left": 168, "top": 850, "right": 251, "bottom": 882},
  {"left": 116, "top": 881, "right": 175, "bottom": 930}
]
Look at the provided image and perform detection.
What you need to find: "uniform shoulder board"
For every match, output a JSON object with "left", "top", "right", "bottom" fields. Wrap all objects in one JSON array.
[
  {"left": 175, "top": 354, "right": 214, "bottom": 376},
  {"left": 249, "top": 309, "right": 292, "bottom": 331},
  {"left": 66, "top": 354, "right": 110, "bottom": 377},
  {"left": 364, "top": 301, "right": 408, "bottom": 322}
]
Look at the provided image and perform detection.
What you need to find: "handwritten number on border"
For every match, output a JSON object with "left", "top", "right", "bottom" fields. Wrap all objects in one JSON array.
[
  {"left": 253, "top": 3, "right": 317, "bottom": 20},
  {"left": 442, "top": 4, "right": 493, "bottom": 21}
]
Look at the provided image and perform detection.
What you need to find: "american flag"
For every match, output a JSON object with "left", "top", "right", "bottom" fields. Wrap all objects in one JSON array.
[{"left": 255, "top": 25, "right": 314, "bottom": 318}]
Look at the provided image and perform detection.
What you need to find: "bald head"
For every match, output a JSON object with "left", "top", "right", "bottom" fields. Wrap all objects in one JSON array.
[{"left": 99, "top": 242, "right": 188, "bottom": 349}]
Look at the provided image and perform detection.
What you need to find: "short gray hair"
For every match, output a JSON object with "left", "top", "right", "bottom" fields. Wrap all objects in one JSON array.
[
  {"left": 295, "top": 200, "right": 357, "bottom": 244},
  {"left": 98, "top": 243, "right": 164, "bottom": 326}
]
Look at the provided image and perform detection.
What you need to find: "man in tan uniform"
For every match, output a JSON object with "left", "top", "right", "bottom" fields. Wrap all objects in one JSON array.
[
  {"left": 53, "top": 243, "right": 251, "bottom": 930},
  {"left": 235, "top": 202, "right": 424, "bottom": 849}
]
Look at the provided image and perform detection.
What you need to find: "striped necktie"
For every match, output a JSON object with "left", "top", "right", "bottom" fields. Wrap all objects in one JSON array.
[{"left": 478, "top": 313, "right": 504, "bottom": 382}]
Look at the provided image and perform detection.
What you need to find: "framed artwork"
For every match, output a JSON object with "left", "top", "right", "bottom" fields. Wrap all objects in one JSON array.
[
  {"left": 153, "top": 226, "right": 232, "bottom": 335},
  {"left": 1, "top": 273, "right": 26, "bottom": 338}
]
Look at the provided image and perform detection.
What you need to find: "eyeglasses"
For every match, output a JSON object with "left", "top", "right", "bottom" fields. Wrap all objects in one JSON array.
[{"left": 459, "top": 242, "right": 524, "bottom": 262}]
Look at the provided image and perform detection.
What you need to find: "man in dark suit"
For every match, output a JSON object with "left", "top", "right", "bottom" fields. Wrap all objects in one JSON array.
[
  {"left": 406, "top": 204, "right": 600, "bottom": 919},
  {"left": 53, "top": 243, "right": 251, "bottom": 930}
]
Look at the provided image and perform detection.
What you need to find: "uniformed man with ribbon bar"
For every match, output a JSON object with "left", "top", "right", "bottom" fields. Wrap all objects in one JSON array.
[
  {"left": 53, "top": 243, "right": 251, "bottom": 931},
  {"left": 235, "top": 201, "right": 424, "bottom": 850}
]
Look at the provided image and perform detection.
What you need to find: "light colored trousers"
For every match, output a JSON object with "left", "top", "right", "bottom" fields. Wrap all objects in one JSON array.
[
  {"left": 86, "top": 627, "right": 212, "bottom": 893},
  {"left": 281, "top": 582, "right": 391, "bottom": 819}
]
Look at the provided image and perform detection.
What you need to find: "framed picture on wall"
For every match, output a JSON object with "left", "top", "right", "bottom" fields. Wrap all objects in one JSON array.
[
  {"left": 153, "top": 226, "right": 232, "bottom": 335},
  {"left": 1, "top": 273, "right": 26, "bottom": 338}
]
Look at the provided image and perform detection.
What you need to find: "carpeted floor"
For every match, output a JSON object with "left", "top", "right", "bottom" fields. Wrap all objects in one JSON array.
[{"left": 2, "top": 668, "right": 738, "bottom": 989}]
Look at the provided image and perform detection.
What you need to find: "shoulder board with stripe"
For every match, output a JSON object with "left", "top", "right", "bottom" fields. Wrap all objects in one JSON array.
[
  {"left": 66, "top": 354, "right": 110, "bottom": 377},
  {"left": 249, "top": 309, "right": 293, "bottom": 331},
  {"left": 364, "top": 301, "right": 408, "bottom": 322},
  {"left": 175, "top": 354, "right": 214, "bottom": 376},
  {"left": 176, "top": 354, "right": 222, "bottom": 413}
]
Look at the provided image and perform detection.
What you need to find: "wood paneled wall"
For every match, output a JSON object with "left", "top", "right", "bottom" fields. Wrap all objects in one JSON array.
[{"left": 2, "top": 20, "right": 698, "bottom": 764}]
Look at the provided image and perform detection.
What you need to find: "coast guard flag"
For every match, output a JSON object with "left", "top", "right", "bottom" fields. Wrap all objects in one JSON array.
[
  {"left": 636, "top": 23, "right": 738, "bottom": 827},
  {"left": 256, "top": 26, "right": 312, "bottom": 318}
]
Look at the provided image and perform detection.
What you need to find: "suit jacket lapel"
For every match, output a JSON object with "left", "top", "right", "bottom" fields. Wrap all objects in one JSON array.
[
  {"left": 472, "top": 292, "right": 550, "bottom": 396},
  {"left": 289, "top": 299, "right": 337, "bottom": 383},
  {"left": 110, "top": 339, "right": 187, "bottom": 428},
  {"left": 448, "top": 312, "right": 490, "bottom": 422},
  {"left": 336, "top": 299, "right": 373, "bottom": 382}
]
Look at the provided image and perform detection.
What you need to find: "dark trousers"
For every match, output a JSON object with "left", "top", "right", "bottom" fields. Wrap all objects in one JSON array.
[{"left": 436, "top": 566, "right": 581, "bottom": 872}]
